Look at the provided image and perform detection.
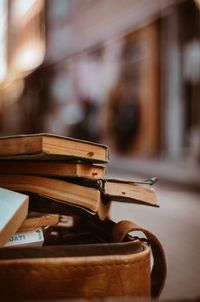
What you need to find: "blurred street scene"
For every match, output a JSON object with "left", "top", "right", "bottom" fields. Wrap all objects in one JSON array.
[
  {"left": 0, "top": 0, "right": 200, "bottom": 166},
  {"left": 108, "top": 169, "right": 200, "bottom": 301},
  {"left": 0, "top": 0, "right": 200, "bottom": 300}
]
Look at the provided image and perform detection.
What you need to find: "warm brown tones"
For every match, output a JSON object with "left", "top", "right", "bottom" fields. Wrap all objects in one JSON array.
[{"left": 0, "top": 133, "right": 109, "bottom": 163}]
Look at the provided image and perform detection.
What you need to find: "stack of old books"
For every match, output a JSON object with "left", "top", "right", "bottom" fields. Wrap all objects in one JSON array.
[{"left": 0, "top": 133, "right": 157, "bottom": 247}]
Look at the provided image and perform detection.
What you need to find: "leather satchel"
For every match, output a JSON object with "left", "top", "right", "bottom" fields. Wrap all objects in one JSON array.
[{"left": 0, "top": 213, "right": 166, "bottom": 300}]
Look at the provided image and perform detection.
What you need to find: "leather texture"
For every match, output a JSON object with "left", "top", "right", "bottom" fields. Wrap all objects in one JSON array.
[
  {"left": 0, "top": 243, "right": 150, "bottom": 300},
  {"left": 112, "top": 220, "right": 167, "bottom": 298},
  {"left": 0, "top": 219, "right": 166, "bottom": 300}
]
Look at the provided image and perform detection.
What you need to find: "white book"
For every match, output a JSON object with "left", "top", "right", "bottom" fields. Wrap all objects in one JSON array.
[
  {"left": 0, "top": 188, "right": 29, "bottom": 247},
  {"left": 5, "top": 227, "right": 44, "bottom": 247}
]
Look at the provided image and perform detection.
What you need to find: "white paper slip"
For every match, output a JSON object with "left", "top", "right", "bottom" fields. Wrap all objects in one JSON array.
[
  {"left": 5, "top": 227, "right": 44, "bottom": 248},
  {"left": 0, "top": 188, "right": 29, "bottom": 247}
]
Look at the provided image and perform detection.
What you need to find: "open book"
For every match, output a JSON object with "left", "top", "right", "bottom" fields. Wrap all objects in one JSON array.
[
  {"left": 0, "top": 175, "right": 111, "bottom": 220},
  {"left": 67, "top": 177, "right": 158, "bottom": 207},
  {"left": 0, "top": 175, "right": 157, "bottom": 221},
  {"left": 0, "top": 133, "right": 109, "bottom": 163},
  {"left": 103, "top": 179, "right": 157, "bottom": 206}
]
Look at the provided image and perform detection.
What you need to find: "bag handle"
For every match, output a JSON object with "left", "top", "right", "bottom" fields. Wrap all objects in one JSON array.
[{"left": 111, "top": 220, "right": 167, "bottom": 298}]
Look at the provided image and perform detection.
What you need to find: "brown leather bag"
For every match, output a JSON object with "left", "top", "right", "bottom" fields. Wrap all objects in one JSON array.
[{"left": 0, "top": 216, "right": 166, "bottom": 300}]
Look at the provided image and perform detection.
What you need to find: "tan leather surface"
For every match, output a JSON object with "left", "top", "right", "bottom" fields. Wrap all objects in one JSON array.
[
  {"left": 112, "top": 220, "right": 167, "bottom": 298},
  {"left": 0, "top": 245, "right": 151, "bottom": 300}
]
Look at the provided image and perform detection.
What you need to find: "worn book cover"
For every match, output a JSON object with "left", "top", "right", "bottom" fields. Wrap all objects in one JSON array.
[
  {"left": 64, "top": 177, "right": 158, "bottom": 207},
  {"left": 0, "top": 175, "right": 111, "bottom": 220},
  {"left": 0, "top": 133, "right": 109, "bottom": 163},
  {"left": 0, "top": 160, "right": 106, "bottom": 179}
]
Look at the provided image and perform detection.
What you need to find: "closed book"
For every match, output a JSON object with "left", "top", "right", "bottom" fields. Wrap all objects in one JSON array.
[
  {"left": 104, "top": 179, "right": 157, "bottom": 206},
  {"left": 0, "top": 188, "right": 29, "bottom": 246},
  {"left": 5, "top": 228, "right": 44, "bottom": 247},
  {"left": 0, "top": 133, "right": 109, "bottom": 163},
  {"left": 0, "top": 175, "right": 111, "bottom": 220},
  {"left": 64, "top": 177, "right": 158, "bottom": 207},
  {"left": 0, "top": 160, "right": 105, "bottom": 179}
]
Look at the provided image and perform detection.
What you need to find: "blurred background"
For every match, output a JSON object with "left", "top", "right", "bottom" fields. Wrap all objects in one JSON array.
[
  {"left": 0, "top": 0, "right": 200, "bottom": 300},
  {"left": 0, "top": 0, "right": 200, "bottom": 187},
  {"left": 0, "top": 0, "right": 200, "bottom": 162}
]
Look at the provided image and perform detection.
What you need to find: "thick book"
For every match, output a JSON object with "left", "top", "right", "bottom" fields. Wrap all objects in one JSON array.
[
  {"left": 68, "top": 177, "right": 157, "bottom": 207},
  {"left": 0, "top": 175, "right": 111, "bottom": 220},
  {"left": 0, "top": 161, "right": 105, "bottom": 179},
  {"left": 0, "top": 188, "right": 29, "bottom": 246},
  {"left": 0, "top": 133, "right": 109, "bottom": 163},
  {"left": 104, "top": 180, "right": 157, "bottom": 206},
  {"left": 0, "top": 175, "right": 157, "bottom": 222}
]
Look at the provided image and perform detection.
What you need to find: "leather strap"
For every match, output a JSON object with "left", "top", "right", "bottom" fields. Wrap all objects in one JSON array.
[{"left": 111, "top": 220, "right": 167, "bottom": 298}]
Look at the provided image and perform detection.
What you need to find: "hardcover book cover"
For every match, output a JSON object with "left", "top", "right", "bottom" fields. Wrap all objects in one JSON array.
[
  {"left": 0, "top": 188, "right": 29, "bottom": 246},
  {"left": 0, "top": 133, "right": 109, "bottom": 163}
]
